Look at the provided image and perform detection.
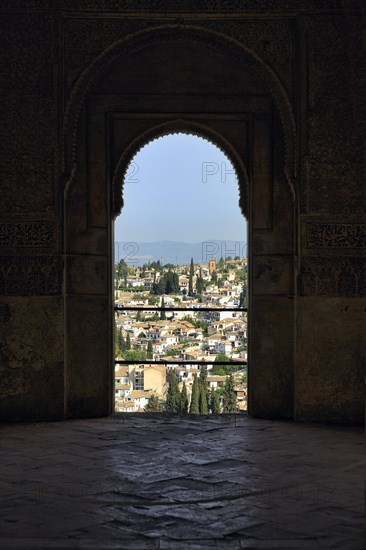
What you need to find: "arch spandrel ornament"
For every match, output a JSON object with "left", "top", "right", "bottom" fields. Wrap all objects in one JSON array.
[
  {"left": 63, "top": 24, "right": 297, "bottom": 200},
  {"left": 111, "top": 120, "right": 250, "bottom": 220}
]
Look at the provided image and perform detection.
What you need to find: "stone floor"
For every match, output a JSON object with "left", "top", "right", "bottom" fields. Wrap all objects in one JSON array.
[{"left": 0, "top": 414, "right": 365, "bottom": 549}]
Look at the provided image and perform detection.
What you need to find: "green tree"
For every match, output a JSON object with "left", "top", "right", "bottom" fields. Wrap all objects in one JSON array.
[
  {"left": 212, "top": 362, "right": 237, "bottom": 376},
  {"left": 116, "top": 259, "right": 129, "bottom": 287},
  {"left": 114, "top": 319, "right": 120, "bottom": 357},
  {"left": 199, "top": 384, "right": 209, "bottom": 414},
  {"left": 118, "top": 329, "right": 126, "bottom": 353},
  {"left": 145, "top": 395, "right": 163, "bottom": 412},
  {"left": 180, "top": 382, "right": 189, "bottom": 414},
  {"left": 210, "top": 389, "right": 221, "bottom": 414},
  {"left": 211, "top": 271, "right": 218, "bottom": 283},
  {"left": 189, "top": 373, "right": 200, "bottom": 414},
  {"left": 211, "top": 366, "right": 226, "bottom": 376},
  {"left": 215, "top": 354, "right": 230, "bottom": 363},
  {"left": 166, "top": 369, "right": 181, "bottom": 413},
  {"left": 161, "top": 296, "right": 166, "bottom": 320},
  {"left": 136, "top": 310, "right": 142, "bottom": 321},
  {"left": 123, "top": 350, "right": 147, "bottom": 361},
  {"left": 188, "top": 258, "right": 194, "bottom": 296},
  {"left": 199, "top": 365, "right": 209, "bottom": 414},
  {"left": 126, "top": 332, "right": 131, "bottom": 351},
  {"left": 147, "top": 340, "right": 153, "bottom": 359},
  {"left": 222, "top": 374, "right": 237, "bottom": 413},
  {"left": 196, "top": 268, "right": 204, "bottom": 295}
]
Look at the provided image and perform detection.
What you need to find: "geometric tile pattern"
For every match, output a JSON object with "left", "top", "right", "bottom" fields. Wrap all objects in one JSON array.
[{"left": 0, "top": 415, "right": 365, "bottom": 549}]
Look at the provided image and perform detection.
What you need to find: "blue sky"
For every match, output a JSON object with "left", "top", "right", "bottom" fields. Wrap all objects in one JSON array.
[{"left": 114, "top": 133, "right": 246, "bottom": 243}]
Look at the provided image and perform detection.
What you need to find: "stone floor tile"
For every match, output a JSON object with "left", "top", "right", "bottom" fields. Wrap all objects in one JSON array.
[{"left": 0, "top": 416, "right": 364, "bottom": 549}]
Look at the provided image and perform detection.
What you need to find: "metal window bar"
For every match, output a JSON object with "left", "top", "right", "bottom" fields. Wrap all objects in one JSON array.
[
  {"left": 114, "top": 306, "right": 247, "bottom": 312},
  {"left": 114, "top": 305, "right": 247, "bottom": 366}
]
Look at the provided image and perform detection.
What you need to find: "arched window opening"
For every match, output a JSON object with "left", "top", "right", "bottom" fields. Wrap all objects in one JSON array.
[{"left": 113, "top": 133, "right": 248, "bottom": 415}]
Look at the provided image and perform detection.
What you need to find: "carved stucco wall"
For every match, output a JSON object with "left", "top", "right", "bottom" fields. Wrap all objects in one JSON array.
[{"left": 0, "top": 0, "right": 364, "bottom": 423}]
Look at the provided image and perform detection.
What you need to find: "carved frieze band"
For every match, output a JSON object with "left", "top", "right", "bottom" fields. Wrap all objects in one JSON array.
[
  {"left": 0, "top": 0, "right": 348, "bottom": 12},
  {"left": 0, "top": 222, "right": 56, "bottom": 248},
  {"left": 300, "top": 257, "right": 366, "bottom": 297},
  {"left": 307, "top": 223, "right": 366, "bottom": 249},
  {"left": 0, "top": 256, "right": 60, "bottom": 296}
]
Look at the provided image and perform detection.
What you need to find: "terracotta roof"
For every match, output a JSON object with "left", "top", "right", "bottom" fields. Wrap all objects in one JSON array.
[
  {"left": 114, "top": 366, "right": 129, "bottom": 377},
  {"left": 117, "top": 401, "right": 134, "bottom": 409},
  {"left": 115, "top": 383, "right": 130, "bottom": 390},
  {"left": 131, "top": 390, "right": 152, "bottom": 399}
]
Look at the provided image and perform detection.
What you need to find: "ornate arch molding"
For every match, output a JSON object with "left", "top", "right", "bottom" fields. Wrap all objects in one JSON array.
[
  {"left": 63, "top": 23, "right": 297, "bottom": 198},
  {"left": 111, "top": 120, "right": 249, "bottom": 219}
]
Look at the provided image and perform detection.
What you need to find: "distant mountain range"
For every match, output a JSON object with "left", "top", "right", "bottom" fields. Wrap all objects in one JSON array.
[{"left": 114, "top": 240, "right": 247, "bottom": 266}]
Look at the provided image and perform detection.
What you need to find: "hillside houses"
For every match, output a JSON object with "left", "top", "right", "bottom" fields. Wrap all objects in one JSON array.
[{"left": 114, "top": 257, "right": 248, "bottom": 412}]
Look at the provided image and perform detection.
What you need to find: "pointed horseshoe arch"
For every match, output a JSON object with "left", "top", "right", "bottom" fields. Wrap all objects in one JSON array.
[
  {"left": 112, "top": 120, "right": 250, "bottom": 219},
  {"left": 62, "top": 21, "right": 299, "bottom": 421},
  {"left": 63, "top": 23, "right": 297, "bottom": 198}
]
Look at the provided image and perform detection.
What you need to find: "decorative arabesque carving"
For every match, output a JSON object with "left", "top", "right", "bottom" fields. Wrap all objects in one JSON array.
[
  {"left": 0, "top": 222, "right": 56, "bottom": 248},
  {"left": 0, "top": 257, "right": 60, "bottom": 296},
  {"left": 0, "top": 0, "right": 345, "bottom": 12},
  {"left": 203, "top": 20, "right": 294, "bottom": 99},
  {"left": 306, "top": 15, "right": 364, "bottom": 215},
  {"left": 300, "top": 257, "right": 366, "bottom": 297},
  {"left": 65, "top": 19, "right": 152, "bottom": 91},
  {"left": 307, "top": 223, "right": 366, "bottom": 249},
  {"left": 63, "top": 24, "right": 297, "bottom": 198},
  {"left": 0, "top": 13, "right": 58, "bottom": 214}
]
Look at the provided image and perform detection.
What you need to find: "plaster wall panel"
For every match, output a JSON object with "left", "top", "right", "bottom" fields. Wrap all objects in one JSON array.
[
  {"left": 252, "top": 255, "right": 294, "bottom": 296},
  {"left": 249, "top": 296, "right": 294, "bottom": 418},
  {"left": 66, "top": 295, "right": 112, "bottom": 418},
  {"left": 296, "top": 297, "right": 365, "bottom": 425},
  {"left": 0, "top": 297, "right": 64, "bottom": 421},
  {"left": 66, "top": 256, "right": 108, "bottom": 295}
]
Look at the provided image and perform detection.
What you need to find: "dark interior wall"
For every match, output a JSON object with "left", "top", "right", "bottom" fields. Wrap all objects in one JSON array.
[{"left": 0, "top": 0, "right": 364, "bottom": 424}]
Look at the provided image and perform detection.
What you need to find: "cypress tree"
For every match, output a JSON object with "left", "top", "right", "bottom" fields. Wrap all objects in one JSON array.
[
  {"left": 180, "top": 382, "right": 189, "bottom": 414},
  {"left": 126, "top": 332, "right": 131, "bottom": 350},
  {"left": 147, "top": 340, "right": 153, "bottom": 359},
  {"left": 189, "top": 373, "right": 200, "bottom": 414},
  {"left": 199, "top": 365, "right": 209, "bottom": 414},
  {"left": 199, "top": 384, "right": 209, "bottom": 415},
  {"left": 222, "top": 374, "right": 237, "bottom": 413},
  {"left": 136, "top": 310, "right": 142, "bottom": 321},
  {"left": 173, "top": 272, "right": 179, "bottom": 293},
  {"left": 114, "top": 319, "right": 119, "bottom": 357},
  {"left": 118, "top": 329, "right": 125, "bottom": 353},
  {"left": 145, "top": 395, "right": 163, "bottom": 412},
  {"left": 199, "top": 364, "right": 208, "bottom": 386},
  {"left": 196, "top": 268, "right": 204, "bottom": 295},
  {"left": 166, "top": 369, "right": 181, "bottom": 413},
  {"left": 161, "top": 296, "right": 166, "bottom": 320},
  {"left": 188, "top": 258, "right": 194, "bottom": 296},
  {"left": 210, "top": 389, "right": 221, "bottom": 414}
]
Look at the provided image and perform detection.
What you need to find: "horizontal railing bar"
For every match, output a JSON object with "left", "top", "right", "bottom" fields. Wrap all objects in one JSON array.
[
  {"left": 114, "top": 306, "right": 247, "bottom": 312},
  {"left": 115, "top": 360, "right": 247, "bottom": 366}
]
